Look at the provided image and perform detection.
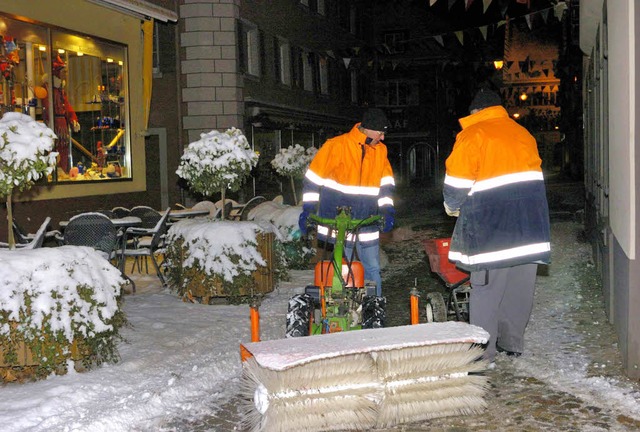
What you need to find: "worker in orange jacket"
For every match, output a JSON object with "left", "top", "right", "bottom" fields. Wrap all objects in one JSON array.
[
  {"left": 443, "top": 88, "right": 551, "bottom": 365},
  {"left": 299, "top": 108, "right": 396, "bottom": 297}
]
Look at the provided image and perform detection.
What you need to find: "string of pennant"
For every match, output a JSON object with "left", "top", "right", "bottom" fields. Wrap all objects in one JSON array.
[{"left": 336, "top": 2, "right": 568, "bottom": 70}]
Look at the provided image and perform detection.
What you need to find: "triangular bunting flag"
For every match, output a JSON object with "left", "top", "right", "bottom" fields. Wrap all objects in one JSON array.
[
  {"left": 482, "top": 0, "right": 492, "bottom": 13},
  {"left": 343, "top": 58, "right": 351, "bottom": 69},
  {"left": 434, "top": 35, "right": 444, "bottom": 46},
  {"left": 506, "top": 60, "right": 514, "bottom": 70},
  {"left": 541, "top": 85, "right": 546, "bottom": 91},
  {"left": 465, "top": 0, "right": 475, "bottom": 11},
  {"left": 525, "top": 14, "right": 532, "bottom": 30},
  {"left": 496, "top": 19, "right": 506, "bottom": 28},
  {"left": 326, "top": 50, "right": 335, "bottom": 59},
  {"left": 540, "top": 9, "right": 549, "bottom": 23},
  {"left": 543, "top": 69, "right": 549, "bottom": 77},
  {"left": 430, "top": 0, "right": 438, "bottom": 6},
  {"left": 479, "top": 25, "right": 488, "bottom": 40},
  {"left": 448, "top": 0, "right": 457, "bottom": 10},
  {"left": 455, "top": 30, "right": 464, "bottom": 45},
  {"left": 392, "top": 60, "right": 399, "bottom": 70},
  {"left": 554, "top": 3, "right": 568, "bottom": 20},
  {"left": 353, "top": 47, "right": 360, "bottom": 55}
]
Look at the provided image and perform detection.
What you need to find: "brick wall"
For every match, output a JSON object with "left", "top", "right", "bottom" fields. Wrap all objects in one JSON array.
[{"left": 179, "top": 0, "right": 243, "bottom": 143}]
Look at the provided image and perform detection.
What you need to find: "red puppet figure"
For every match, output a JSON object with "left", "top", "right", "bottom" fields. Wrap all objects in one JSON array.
[{"left": 42, "top": 55, "right": 80, "bottom": 173}]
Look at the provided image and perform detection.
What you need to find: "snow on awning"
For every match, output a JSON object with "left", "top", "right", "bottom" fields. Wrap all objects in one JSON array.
[{"left": 87, "top": 0, "right": 178, "bottom": 22}]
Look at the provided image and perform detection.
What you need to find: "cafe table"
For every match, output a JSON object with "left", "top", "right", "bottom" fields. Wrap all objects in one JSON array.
[{"left": 167, "top": 208, "right": 210, "bottom": 220}]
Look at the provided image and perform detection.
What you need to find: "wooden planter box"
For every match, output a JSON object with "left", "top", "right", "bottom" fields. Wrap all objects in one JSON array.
[{"left": 171, "top": 232, "right": 275, "bottom": 304}]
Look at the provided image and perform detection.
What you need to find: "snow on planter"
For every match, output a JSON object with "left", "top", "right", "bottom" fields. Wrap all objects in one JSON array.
[
  {"left": 165, "top": 220, "right": 277, "bottom": 304},
  {"left": 0, "top": 246, "right": 126, "bottom": 381}
]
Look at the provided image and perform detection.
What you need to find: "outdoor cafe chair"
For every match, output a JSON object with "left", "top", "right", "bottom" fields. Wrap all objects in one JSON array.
[
  {"left": 121, "top": 207, "right": 171, "bottom": 286},
  {"left": 61, "top": 212, "right": 136, "bottom": 293},
  {"left": 192, "top": 200, "right": 218, "bottom": 217},
  {"left": 0, "top": 217, "right": 51, "bottom": 250},
  {"left": 111, "top": 206, "right": 131, "bottom": 219},
  {"left": 130, "top": 206, "right": 162, "bottom": 229},
  {"left": 12, "top": 217, "right": 59, "bottom": 246},
  {"left": 239, "top": 195, "right": 267, "bottom": 220}
]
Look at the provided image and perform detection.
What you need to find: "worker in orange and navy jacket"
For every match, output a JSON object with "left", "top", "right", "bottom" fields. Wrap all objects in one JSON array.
[
  {"left": 443, "top": 88, "right": 551, "bottom": 365},
  {"left": 299, "top": 108, "right": 395, "bottom": 297}
]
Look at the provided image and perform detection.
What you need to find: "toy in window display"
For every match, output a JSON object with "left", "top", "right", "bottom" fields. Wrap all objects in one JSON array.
[{"left": 41, "top": 55, "right": 80, "bottom": 174}]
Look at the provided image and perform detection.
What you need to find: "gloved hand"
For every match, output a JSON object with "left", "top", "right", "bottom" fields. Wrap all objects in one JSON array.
[
  {"left": 444, "top": 202, "right": 460, "bottom": 217},
  {"left": 298, "top": 203, "right": 316, "bottom": 235},
  {"left": 72, "top": 120, "right": 81, "bottom": 133},
  {"left": 381, "top": 208, "right": 395, "bottom": 233}
]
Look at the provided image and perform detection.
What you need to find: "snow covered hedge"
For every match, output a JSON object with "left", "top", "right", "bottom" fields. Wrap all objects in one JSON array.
[
  {"left": 164, "top": 220, "right": 284, "bottom": 304},
  {"left": 0, "top": 247, "right": 127, "bottom": 380}
]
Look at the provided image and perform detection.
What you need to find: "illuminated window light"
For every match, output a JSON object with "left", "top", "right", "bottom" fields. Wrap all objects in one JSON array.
[
  {"left": 58, "top": 48, "right": 65, "bottom": 54},
  {"left": 118, "top": 60, "right": 123, "bottom": 66},
  {"left": 38, "top": 45, "right": 46, "bottom": 52},
  {"left": 519, "top": 93, "right": 528, "bottom": 101},
  {"left": 77, "top": 51, "right": 83, "bottom": 56},
  {"left": 107, "top": 58, "right": 114, "bottom": 63},
  {"left": 513, "top": 113, "right": 521, "bottom": 119}
]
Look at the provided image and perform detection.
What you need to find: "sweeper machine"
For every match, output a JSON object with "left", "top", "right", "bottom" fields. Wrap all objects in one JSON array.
[{"left": 240, "top": 207, "right": 491, "bottom": 432}]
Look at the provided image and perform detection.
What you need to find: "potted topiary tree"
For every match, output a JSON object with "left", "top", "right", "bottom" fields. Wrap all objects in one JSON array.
[
  {"left": 176, "top": 127, "right": 258, "bottom": 219},
  {"left": 271, "top": 144, "right": 317, "bottom": 205},
  {"left": 0, "top": 112, "right": 57, "bottom": 248}
]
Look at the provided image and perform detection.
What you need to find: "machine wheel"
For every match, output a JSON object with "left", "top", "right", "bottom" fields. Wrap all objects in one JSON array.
[
  {"left": 286, "top": 294, "right": 313, "bottom": 337},
  {"left": 425, "top": 292, "right": 447, "bottom": 323},
  {"left": 362, "top": 295, "right": 386, "bottom": 329}
]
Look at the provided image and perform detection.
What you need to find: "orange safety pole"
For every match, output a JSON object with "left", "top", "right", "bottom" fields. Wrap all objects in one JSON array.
[
  {"left": 250, "top": 301, "right": 260, "bottom": 342},
  {"left": 410, "top": 287, "right": 420, "bottom": 325}
]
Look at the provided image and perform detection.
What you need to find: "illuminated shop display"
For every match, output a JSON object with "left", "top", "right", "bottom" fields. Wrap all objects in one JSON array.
[{"left": 0, "top": 14, "right": 130, "bottom": 182}]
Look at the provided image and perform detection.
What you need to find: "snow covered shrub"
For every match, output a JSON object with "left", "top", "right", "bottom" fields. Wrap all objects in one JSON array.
[
  {"left": 176, "top": 127, "right": 258, "bottom": 219},
  {"left": 271, "top": 144, "right": 316, "bottom": 205},
  {"left": 0, "top": 247, "right": 127, "bottom": 381},
  {"left": 0, "top": 112, "right": 57, "bottom": 248},
  {"left": 164, "top": 220, "right": 280, "bottom": 305}
]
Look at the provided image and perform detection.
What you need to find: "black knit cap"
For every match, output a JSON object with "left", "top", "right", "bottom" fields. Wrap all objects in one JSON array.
[
  {"left": 361, "top": 108, "right": 391, "bottom": 132},
  {"left": 469, "top": 89, "right": 502, "bottom": 112}
]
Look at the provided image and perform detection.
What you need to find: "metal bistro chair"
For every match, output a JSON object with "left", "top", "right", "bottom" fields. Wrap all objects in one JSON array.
[
  {"left": 111, "top": 206, "right": 131, "bottom": 219},
  {"left": 1, "top": 217, "right": 51, "bottom": 250},
  {"left": 121, "top": 208, "right": 171, "bottom": 286},
  {"left": 61, "top": 212, "right": 135, "bottom": 293},
  {"left": 13, "top": 217, "right": 59, "bottom": 246},
  {"left": 130, "top": 206, "right": 162, "bottom": 228},
  {"left": 239, "top": 195, "right": 267, "bottom": 221}
]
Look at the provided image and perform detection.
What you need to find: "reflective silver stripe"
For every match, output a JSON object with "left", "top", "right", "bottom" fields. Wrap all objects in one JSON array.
[
  {"left": 380, "top": 176, "right": 395, "bottom": 186},
  {"left": 320, "top": 179, "right": 380, "bottom": 196},
  {"left": 470, "top": 171, "right": 544, "bottom": 194},
  {"left": 378, "top": 197, "right": 394, "bottom": 206},
  {"left": 448, "top": 242, "right": 550, "bottom": 265},
  {"left": 444, "top": 174, "right": 475, "bottom": 189},
  {"left": 303, "top": 192, "right": 319, "bottom": 202},
  {"left": 307, "top": 168, "right": 385, "bottom": 195},
  {"left": 305, "top": 170, "right": 324, "bottom": 186},
  {"left": 317, "top": 225, "right": 379, "bottom": 242}
]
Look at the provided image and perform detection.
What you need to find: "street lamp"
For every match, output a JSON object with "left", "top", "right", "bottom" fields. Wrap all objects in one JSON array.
[{"left": 493, "top": 60, "right": 504, "bottom": 70}]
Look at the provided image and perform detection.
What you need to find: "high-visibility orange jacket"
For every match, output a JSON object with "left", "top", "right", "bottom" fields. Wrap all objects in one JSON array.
[
  {"left": 444, "top": 106, "right": 551, "bottom": 271},
  {"left": 302, "top": 123, "right": 395, "bottom": 246}
]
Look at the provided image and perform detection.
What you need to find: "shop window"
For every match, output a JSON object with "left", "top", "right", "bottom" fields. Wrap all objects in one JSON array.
[{"left": 0, "top": 14, "right": 130, "bottom": 182}]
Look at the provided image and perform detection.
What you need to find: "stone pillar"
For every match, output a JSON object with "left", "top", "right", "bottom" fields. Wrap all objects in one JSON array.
[{"left": 179, "top": 0, "right": 243, "bottom": 143}]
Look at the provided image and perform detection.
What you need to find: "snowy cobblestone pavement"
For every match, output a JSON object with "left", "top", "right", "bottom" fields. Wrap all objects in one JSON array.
[{"left": 374, "top": 221, "right": 640, "bottom": 432}]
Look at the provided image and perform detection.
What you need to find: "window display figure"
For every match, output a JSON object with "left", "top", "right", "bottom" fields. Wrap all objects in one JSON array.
[{"left": 42, "top": 55, "right": 80, "bottom": 174}]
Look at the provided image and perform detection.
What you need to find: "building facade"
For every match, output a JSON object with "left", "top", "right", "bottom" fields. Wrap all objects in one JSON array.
[{"left": 580, "top": 0, "right": 640, "bottom": 378}]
